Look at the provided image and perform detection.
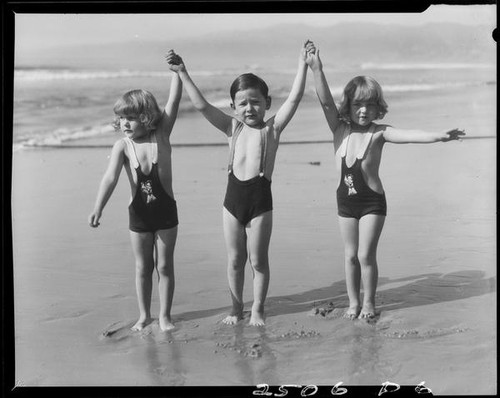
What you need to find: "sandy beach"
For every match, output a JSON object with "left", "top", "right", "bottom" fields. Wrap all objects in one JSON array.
[{"left": 10, "top": 88, "right": 496, "bottom": 395}]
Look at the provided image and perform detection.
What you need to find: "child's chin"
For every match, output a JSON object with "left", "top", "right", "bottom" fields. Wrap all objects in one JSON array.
[
  {"left": 356, "top": 119, "right": 372, "bottom": 127},
  {"left": 245, "top": 119, "right": 263, "bottom": 127}
]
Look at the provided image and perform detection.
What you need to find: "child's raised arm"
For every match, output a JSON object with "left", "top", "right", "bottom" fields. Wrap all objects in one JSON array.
[
  {"left": 166, "top": 50, "right": 233, "bottom": 135},
  {"left": 273, "top": 41, "right": 313, "bottom": 134},
  {"left": 157, "top": 63, "right": 183, "bottom": 137},
  {"left": 88, "top": 141, "right": 125, "bottom": 227},
  {"left": 307, "top": 47, "right": 340, "bottom": 133},
  {"left": 382, "top": 127, "right": 465, "bottom": 144}
]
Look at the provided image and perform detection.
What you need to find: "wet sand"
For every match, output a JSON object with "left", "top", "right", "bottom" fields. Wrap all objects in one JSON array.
[{"left": 10, "top": 98, "right": 496, "bottom": 394}]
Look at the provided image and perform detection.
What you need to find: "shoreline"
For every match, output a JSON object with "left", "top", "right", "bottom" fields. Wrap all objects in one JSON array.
[
  {"left": 11, "top": 83, "right": 497, "bottom": 151},
  {"left": 13, "top": 133, "right": 496, "bottom": 151}
]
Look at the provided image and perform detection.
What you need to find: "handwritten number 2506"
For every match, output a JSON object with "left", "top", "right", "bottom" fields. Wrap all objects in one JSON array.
[{"left": 253, "top": 383, "right": 347, "bottom": 397}]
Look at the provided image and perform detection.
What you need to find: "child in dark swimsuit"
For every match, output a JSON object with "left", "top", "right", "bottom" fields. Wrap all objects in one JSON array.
[
  {"left": 167, "top": 42, "right": 315, "bottom": 326},
  {"left": 88, "top": 52, "right": 182, "bottom": 332},
  {"left": 306, "top": 44, "right": 465, "bottom": 320}
]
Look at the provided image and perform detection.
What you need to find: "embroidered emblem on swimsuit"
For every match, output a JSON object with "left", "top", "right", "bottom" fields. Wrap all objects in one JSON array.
[
  {"left": 344, "top": 174, "right": 357, "bottom": 196},
  {"left": 141, "top": 180, "right": 157, "bottom": 204}
]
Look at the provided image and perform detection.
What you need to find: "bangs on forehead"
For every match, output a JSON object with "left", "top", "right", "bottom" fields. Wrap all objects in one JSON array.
[
  {"left": 338, "top": 75, "right": 388, "bottom": 121},
  {"left": 113, "top": 97, "right": 140, "bottom": 117},
  {"left": 353, "top": 83, "right": 379, "bottom": 102}
]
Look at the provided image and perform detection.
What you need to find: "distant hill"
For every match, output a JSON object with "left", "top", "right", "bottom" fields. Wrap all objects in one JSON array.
[{"left": 15, "top": 22, "right": 495, "bottom": 70}]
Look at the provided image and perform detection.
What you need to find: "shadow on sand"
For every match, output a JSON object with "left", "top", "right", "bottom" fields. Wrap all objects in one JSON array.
[{"left": 175, "top": 270, "right": 495, "bottom": 322}]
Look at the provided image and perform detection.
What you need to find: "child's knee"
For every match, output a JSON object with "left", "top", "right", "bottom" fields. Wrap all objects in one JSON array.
[
  {"left": 250, "top": 258, "right": 269, "bottom": 273},
  {"left": 227, "top": 253, "right": 247, "bottom": 270},
  {"left": 344, "top": 253, "right": 359, "bottom": 266},
  {"left": 358, "top": 252, "right": 377, "bottom": 266},
  {"left": 156, "top": 260, "right": 174, "bottom": 276},
  {"left": 135, "top": 261, "right": 154, "bottom": 276}
]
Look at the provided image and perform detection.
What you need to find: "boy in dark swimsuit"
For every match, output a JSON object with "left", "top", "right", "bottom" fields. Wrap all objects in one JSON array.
[
  {"left": 168, "top": 42, "right": 314, "bottom": 326},
  {"left": 306, "top": 44, "right": 465, "bottom": 320},
  {"left": 89, "top": 52, "right": 182, "bottom": 332}
]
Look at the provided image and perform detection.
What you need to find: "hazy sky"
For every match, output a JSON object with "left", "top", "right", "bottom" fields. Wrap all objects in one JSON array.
[{"left": 15, "top": 5, "right": 495, "bottom": 51}]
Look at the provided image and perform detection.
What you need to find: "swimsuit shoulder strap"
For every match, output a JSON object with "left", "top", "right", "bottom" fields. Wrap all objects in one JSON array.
[
  {"left": 150, "top": 131, "right": 158, "bottom": 164},
  {"left": 123, "top": 133, "right": 156, "bottom": 170},
  {"left": 356, "top": 123, "right": 376, "bottom": 160},
  {"left": 339, "top": 123, "right": 351, "bottom": 158},
  {"left": 123, "top": 137, "right": 140, "bottom": 169},
  {"left": 259, "top": 126, "right": 268, "bottom": 176},
  {"left": 228, "top": 120, "right": 245, "bottom": 173}
]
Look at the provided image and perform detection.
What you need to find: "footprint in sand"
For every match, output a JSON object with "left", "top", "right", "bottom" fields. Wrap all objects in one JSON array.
[
  {"left": 278, "top": 329, "right": 321, "bottom": 340},
  {"left": 215, "top": 339, "right": 266, "bottom": 358},
  {"left": 100, "top": 320, "right": 158, "bottom": 341},
  {"left": 381, "top": 326, "right": 469, "bottom": 339},
  {"left": 308, "top": 304, "right": 359, "bottom": 320},
  {"left": 100, "top": 321, "right": 136, "bottom": 341},
  {"left": 374, "top": 315, "right": 469, "bottom": 339}
]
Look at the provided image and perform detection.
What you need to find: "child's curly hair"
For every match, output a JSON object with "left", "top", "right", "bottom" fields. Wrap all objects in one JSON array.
[
  {"left": 338, "top": 76, "right": 388, "bottom": 122},
  {"left": 112, "top": 89, "right": 163, "bottom": 132}
]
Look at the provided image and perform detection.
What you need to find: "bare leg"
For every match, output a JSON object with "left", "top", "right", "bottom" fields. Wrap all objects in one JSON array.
[
  {"left": 222, "top": 208, "right": 247, "bottom": 325},
  {"left": 247, "top": 211, "right": 272, "bottom": 326},
  {"left": 338, "top": 216, "right": 361, "bottom": 319},
  {"left": 155, "top": 227, "right": 178, "bottom": 331},
  {"left": 358, "top": 214, "right": 385, "bottom": 319},
  {"left": 129, "top": 231, "right": 155, "bottom": 331}
]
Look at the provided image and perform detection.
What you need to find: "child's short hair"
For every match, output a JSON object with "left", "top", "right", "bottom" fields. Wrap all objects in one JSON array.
[
  {"left": 112, "top": 89, "right": 162, "bottom": 131},
  {"left": 230, "top": 73, "right": 269, "bottom": 102},
  {"left": 338, "top": 76, "right": 388, "bottom": 121}
]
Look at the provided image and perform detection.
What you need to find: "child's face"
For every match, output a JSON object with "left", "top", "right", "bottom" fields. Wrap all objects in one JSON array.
[
  {"left": 349, "top": 99, "right": 379, "bottom": 127},
  {"left": 232, "top": 88, "right": 270, "bottom": 127},
  {"left": 118, "top": 115, "right": 148, "bottom": 140}
]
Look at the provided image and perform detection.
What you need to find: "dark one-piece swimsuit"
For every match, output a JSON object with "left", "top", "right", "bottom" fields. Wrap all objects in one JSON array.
[
  {"left": 336, "top": 123, "right": 387, "bottom": 219},
  {"left": 223, "top": 121, "right": 273, "bottom": 225},
  {"left": 124, "top": 132, "right": 178, "bottom": 233}
]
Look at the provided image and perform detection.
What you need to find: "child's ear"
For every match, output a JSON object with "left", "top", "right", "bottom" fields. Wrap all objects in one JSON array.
[{"left": 266, "top": 96, "right": 272, "bottom": 110}]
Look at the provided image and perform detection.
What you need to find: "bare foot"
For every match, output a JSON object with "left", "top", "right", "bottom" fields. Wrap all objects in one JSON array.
[
  {"left": 131, "top": 317, "right": 152, "bottom": 331},
  {"left": 159, "top": 316, "right": 175, "bottom": 332},
  {"left": 222, "top": 313, "right": 243, "bottom": 325},
  {"left": 222, "top": 304, "right": 243, "bottom": 325},
  {"left": 343, "top": 305, "right": 361, "bottom": 320},
  {"left": 359, "top": 303, "right": 377, "bottom": 319},
  {"left": 249, "top": 307, "right": 265, "bottom": 327}
]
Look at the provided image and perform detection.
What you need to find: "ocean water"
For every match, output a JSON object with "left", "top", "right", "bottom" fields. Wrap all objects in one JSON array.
[{"left": 12, "top": 63, "right": 496, "bottom": 151}]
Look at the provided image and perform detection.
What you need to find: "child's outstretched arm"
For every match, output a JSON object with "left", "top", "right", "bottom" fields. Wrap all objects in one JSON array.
[
  {"left": 382, "top": 127, "right": 466, "bottom": 144},
  {"left": 307, "top": 46, "right": 340, "bottom": 133},
  {"left": 166, "top": 50, "right": 232, "bottom": 135},
  {"left": 273, "top": 40, "right": 314, "bottom": 134},
  {"left": 88, "top": 141, "right": 125, "bottom": 227}
]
